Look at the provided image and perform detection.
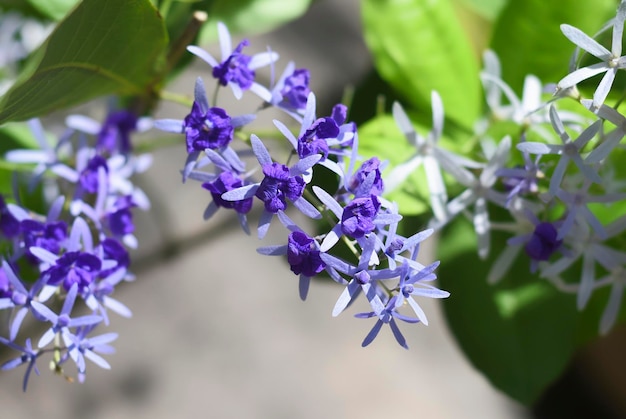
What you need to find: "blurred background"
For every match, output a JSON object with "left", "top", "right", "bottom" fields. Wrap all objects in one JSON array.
[{"left": 1, "top": 0, "right": 626, "bottom": 418}]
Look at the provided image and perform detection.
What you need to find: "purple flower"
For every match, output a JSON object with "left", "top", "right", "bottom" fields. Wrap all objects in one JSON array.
[
  {"left": 97, "top": 110, "right": 139, "bottom": 154},
  {"left": 287, "top": 231, "right": 325, "bottom": 278},
  {"left": 257, "top": 212, "right": 334, "bottom": 300},
  {"left": 0, "top": 260, "right": 49, "bottom": 341},
  {"left": 183, "top": 103, "right": 234, "bottom": 153},
  {"left": 0, "top": 337, "right": 41, "bottom": 391},
  {"left": 212, "top": 39, "right": 255, "bottom": 89},
  {"left": 0, "top": 195, "right": 19, "bottom": 238},
  {"left": 221, "top": 135, "right": 321, "bottom": 238},
  {"left": 395, "top": 262, "right": 448, "bottom": 326},
  {"left": 30, "top": 284, "right": 102, "bottom": 348},
  {"left": 525, "top": 222, "right": 563, "bottom": 262},
  {"left": 255, "top": 162, "right": 305, "bottom": 213},
  {"left": 0, "top": 267, "right": 11, "bottom": 298},
  {"left": 320, "top": 235, "right": 397, "bottom": 317},
  {"left": 153, "top": 77, "right": 254, "bottom": 182},
  {"left": 62, "top": 326, "right": 118, "bottom": 383},
  {"left": 202, "top": 170, "right": 253, "bottom": 214},
  {"left": 79, "top": 155, "right": 108, "bottom": 194},
  {"left": 99, "top": 238, "right": 129, "bottom": 278},
  {"left": 107, "top": 195, "right": 136, "bottom": 237},
  {"left": 341, "top": 195, "right": 381, "bottom": 239},
  {"left": 186, "top": 22, "right": 278, "bottom": 100},
  {"left": 43, "top": 251, "right": 102, "bottom": 291},
  {"left": 348, "top": 157, "right": 384, "bottom": 197},
  {"left": 280, "top": 68, "right": 310, "bottom": 110},
  {"left": 355, "top": 295, "right": 420, "bottom": 349},
  {"left": 297, "top": 117, "right": 339, "bottom": 158},
  {"left": 20, "top": 219, "right": 67, "bottom": 260}
]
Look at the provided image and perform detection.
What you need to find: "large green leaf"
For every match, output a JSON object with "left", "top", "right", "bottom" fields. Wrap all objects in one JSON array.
[
  {"left": 437, "top": 219, "right": 626, "bottom": 404},
  {"left": 0, "top": 0, "right": 168, "bottom": 125},
  {"left": 362, "top": 0, "right": 481, "bottom": 129},
  {"left": 490, "top": 0, "right": 616, "bottom": 93}
]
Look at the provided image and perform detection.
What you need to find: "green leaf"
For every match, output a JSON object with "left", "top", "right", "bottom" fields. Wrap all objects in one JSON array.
[
  {"left": 490, "top": 0, "right": 616, "bottom": 93},
  {"left": 361, "top": 0, "right": 481, "bottom": 129},
  {"left": 0, "top": 0, "right": 168, "bottom": 125},
  {"left": 198, "top": 0, "right": 313, "bottom": 43},
  {"left": 437, "top": 219, "right": 626, "bottom": 404},
  {"left": 25, "top": 0, "right": 79, "bottom": 20},
  {"left": 454, "top": 0, "right": 509, "bottom": 20}
]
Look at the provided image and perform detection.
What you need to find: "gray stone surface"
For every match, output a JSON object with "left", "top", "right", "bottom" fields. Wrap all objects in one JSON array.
[{"left": 0, "top": 1, "right": 530, "bottom": 417}]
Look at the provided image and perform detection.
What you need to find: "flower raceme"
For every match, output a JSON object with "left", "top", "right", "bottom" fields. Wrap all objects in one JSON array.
[
  {"left": 0, "top": 107, "right": 148, "bottom": 389},
  {"left": 151, "top": 21, "right": 448, "bottom": 353}
]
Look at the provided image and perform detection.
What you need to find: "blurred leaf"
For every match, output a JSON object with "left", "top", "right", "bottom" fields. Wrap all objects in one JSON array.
[
  {"left": 437, "top": 217, "right": 626, "bottom": 404},
  {"left": 24, "top": 0, "right": 79, "bottom": 20},
  {"left": 455, "top": 0, "right": 509, "bottom": 20},
  {"left": 198, "top": 0, "right": 313, "bottom": 43},
  {"left": 490, "top": 0, "right": 616, "bottom": 93},
  {"left": 0, "top": 0, "right": 168, "bottom": 125},
  {"left": 362, "top": 0, "right": 481, "bottom": 129}
]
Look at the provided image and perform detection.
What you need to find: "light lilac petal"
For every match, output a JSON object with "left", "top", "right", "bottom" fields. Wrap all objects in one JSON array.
[
  {"left": 578, "top": 253, "right": 595, "bottom": 310},
  {"left": 257, "top": 210, "right": 273, "bottom": 239},
  {"left": 194, "top": 77, "right": 209, "bottom": 113},
  {"left": 38, "top": 328, "right": 56, "bottom": 348},
  {"left": 273, "top": 119, "right": 298, "bottom": 149},
  {"left": 9, "top": 307, "right": 28, "bottom": 341},
  {"left": 216, "top": 22, "right": 232, "bottom": 60},
  {"left": 221, "top": 184, "right": 259, "bottom": 201},
  {"left": 182, "top": 150, "right": 200, "bottom": 183},
  {"left": 84, "top": 350, "right": 111, "bottom": 370},
  {"left": 600, "top": 280, "right": 624, "bottom": 334},
  {"left": 319, "top": 224, "right": 342, "bottom": 253},
  {"left": 613, "top": 2, "right": 626, "bottom": 56},
  {"left": 153, "top": 119, "right": 184, "bottom": 133},
  {"left": 249, "top": 51, "right": 279, "bottom": 69},
  {"left": 300, "top": 92, "right": 317, "bottom": 138},
  {"left": 290, "top": 154, "right": 321, "bottom": 176},
  {"left": 292, "top": 197, "right": 321, "bottom": 219},
  {"left": 549, "top": 158, "right": 569, "bottom": 196},
  {"left": 28, "top": 246, "right": 58, "bottom": 265},
  {"left": 361, "top": 319, "right": 383, "bottom": 347},
  {"left": 251, "top": 134, "right": 272, "bottom": 166},
  {"left": 186, "top": 45, "right": 219, "bottom": 67},
  {"left": 392, "top": 102, "right": 418, "bottom": 147},
  {"left": 332, "top": 280, "right": 359, "bottom": 317},
  {"left": 558, "top": 63, "right": 608, "bottom": 89},
  {"left": 4, "top": 150, "right": 48, "bottom": 163},
  {"left": 488, "top": 245, "right": 521, "bottom": 284},
  {"left": 231, "top": 114, "right": 256, "bottom": 128},
  {"left": 586, "top": 129, "right": 624, "bottom": 163},
  {"left": 257, "top": 245, "right": 288, "bottom": 256},
  {"left": 299, "top": 274, "right": 310, "bottom": 301},
  {"left": 68, "top": 315, "right": 102, "bottom": 328},
  {"left": 65, "top": 115, "right": 101, "bottom": 134},
  {"left": 407, "top": 297, "right": 428, "bottom": 325},
  {"left": 312, "top": 186, "right": 343, "bottom": 219},
  {"left": 592, "top": 68, "right": 616, "bottom": 108},
  {"left": 560, "top": 24, "right": 611, "bottom": 60}
]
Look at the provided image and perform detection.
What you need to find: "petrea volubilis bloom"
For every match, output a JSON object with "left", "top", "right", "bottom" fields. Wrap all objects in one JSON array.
[{"left": 187, "top": 22, "right": 278, "bottom": 100}]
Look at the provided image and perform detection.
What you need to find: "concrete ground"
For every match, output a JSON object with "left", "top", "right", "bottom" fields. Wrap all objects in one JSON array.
[{"left": 0, "top": 1, "right": 530, "bottom": 417}]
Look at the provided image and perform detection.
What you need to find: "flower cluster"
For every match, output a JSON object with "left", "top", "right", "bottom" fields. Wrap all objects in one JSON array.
[
  {"left": 154, "top": 23, "right": 449, "bottom": 349},
  {"left": 383, "top": 1, "right": 626, "bottom": 335},
  {"left": 0, "top": 110, "right": 151, "bottom": 389}
]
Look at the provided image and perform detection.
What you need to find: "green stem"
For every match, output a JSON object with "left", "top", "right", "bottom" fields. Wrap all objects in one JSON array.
[{"left": 159, "top": 90, "right": 193, "bottom": 107}]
